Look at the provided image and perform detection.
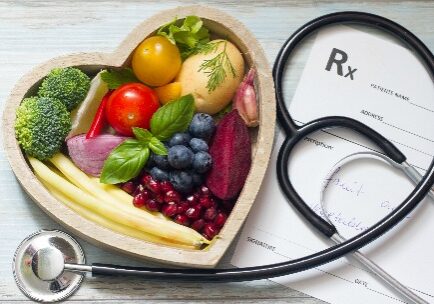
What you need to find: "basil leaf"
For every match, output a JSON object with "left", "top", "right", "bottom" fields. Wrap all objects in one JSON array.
[
  {"left": 100, "top": 68, "right": 140, "bottom": 89},
  {"left": 100, "top": 139, "right": 149, "bottom": 184},
  {"left": 150, "top": 94, "right": 195, "bottom": 141},
  {"left": 133, "top": 127, "right": 153, "bottom": 143},
  {"left": 149, "top": 137, "right": 167, "bottom": 155}
]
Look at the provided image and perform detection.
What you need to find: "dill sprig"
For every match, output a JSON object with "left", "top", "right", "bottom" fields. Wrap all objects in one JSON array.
[{"left": 197, "top": 41, "right": 237, "bottom": 92}]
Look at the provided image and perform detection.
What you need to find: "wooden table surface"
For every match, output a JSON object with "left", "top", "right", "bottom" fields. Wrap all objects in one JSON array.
[{"left": 0, "top": 1, "right": 432, "bottom": 303}]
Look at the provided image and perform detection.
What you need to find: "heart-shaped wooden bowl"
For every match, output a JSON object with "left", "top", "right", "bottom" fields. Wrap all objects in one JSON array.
[{"left": 2, "top": 5, "right": 275, "bottom": 267}]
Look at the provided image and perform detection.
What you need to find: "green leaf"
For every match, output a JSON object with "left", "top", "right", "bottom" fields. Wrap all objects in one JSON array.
[
  {"left": 156, "top": 15, "right": 210, "bottom": 61},
  {"left": 150, "top": 94, "right": 195, "bottom": 141},
  {"left": 100, "top": 68, "right": 140, "bottom": 89},
  {"left": 149, "top": 137, "right": 167, "bottom": 155},
  {"left": 100, "top": 139, "right": 149, "bottom": 184},
  {"left": 132, "top": 127, "right": 153, "bottom": 143}
]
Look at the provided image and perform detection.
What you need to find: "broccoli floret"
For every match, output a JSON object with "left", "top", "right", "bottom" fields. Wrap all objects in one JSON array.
[
  {"left": 38, "top": 67, "right": 90, "bottom": 111},
  {"left": 15, "top": 96, "right": 71, "bottom": 160}
]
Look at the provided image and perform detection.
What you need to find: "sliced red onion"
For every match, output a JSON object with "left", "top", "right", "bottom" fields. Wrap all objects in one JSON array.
[
  {"left": 67, "top": 134, "right": 129, "bottom": 176},
  {"left": 233, "top": 68, "right": 259, "bottom": 127}
]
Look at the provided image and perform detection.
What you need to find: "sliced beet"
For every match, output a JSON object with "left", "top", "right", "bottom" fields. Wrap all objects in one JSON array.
[{"left": 206, "top": 110, "right": 251, "bottom": 200}]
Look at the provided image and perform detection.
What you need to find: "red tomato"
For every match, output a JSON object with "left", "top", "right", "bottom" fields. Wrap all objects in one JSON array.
[{"left": 105, "top": 83, "right": 159, "bottom": 136}]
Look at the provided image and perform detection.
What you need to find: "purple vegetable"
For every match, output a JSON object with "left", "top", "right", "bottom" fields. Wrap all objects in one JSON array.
[{"left": 67, "top": 134, "right": 129, "bottom": 176}]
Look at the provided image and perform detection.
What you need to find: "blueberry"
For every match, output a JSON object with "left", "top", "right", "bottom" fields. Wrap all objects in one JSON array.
[
  {"left": 191, "top": 171, "right": 203, "bottom": 186},
  {"left": 169, "top": 170, "right": 193, "bottom": 193},
  {"left": 189, "top": 113, "right": 215, "bottom": 140},
  {"left": 168, "top": 145, "right": 194, "bottom": 169},
  {"left": 192, "top": 151, "right": 212, "bottom": 173},
  {"left": 169, "top": 132, "right": 191, "bottom": 147},
  {"left": 189, "top": 138, "right": 209, "bottom": 152},
  {"left": 152, "top": 153, "right": 170, "bottom": 170},
  {"left": 150, "top": 167, "right": 169, "bottom": 181}
]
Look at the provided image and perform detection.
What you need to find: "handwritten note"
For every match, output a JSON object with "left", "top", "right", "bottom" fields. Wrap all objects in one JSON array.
[{"left": 231, "top": 25, "right": 434, "bottom": 304}]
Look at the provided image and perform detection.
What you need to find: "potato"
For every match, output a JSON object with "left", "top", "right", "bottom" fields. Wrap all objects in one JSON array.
[{"left": 176, "top": 39, "right": 245, "bottom": 115}]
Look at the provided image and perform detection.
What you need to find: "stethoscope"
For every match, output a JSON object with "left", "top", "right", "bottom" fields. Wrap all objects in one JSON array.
[{"left": 13, "top": 11, "right": 434, "bottom": 303}]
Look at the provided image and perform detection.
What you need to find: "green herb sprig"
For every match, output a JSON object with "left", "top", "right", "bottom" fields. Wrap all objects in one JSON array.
[
  {"left": 157, "top": 16, "right": 210, "bottom": 60},
  {"left": 197, "top": 41, "right": 237, "bottom": 92},
  {"left": 100, "top": 94, "right": 195, "bottom": 184}
]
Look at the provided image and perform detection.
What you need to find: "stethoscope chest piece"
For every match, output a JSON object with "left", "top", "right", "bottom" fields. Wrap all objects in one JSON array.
[{"left": 13, "top": 230, "right": 85, "bottom": 302}]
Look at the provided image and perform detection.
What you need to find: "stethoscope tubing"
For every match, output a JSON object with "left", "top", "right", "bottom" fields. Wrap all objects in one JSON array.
[{"left": 87, "top": 12, "right": 434, "bottom": 284}]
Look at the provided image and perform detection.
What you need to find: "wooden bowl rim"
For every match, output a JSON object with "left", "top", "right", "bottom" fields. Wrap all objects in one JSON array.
[{"left": 2, "top": 5, "right": 276, "bottom": 268}]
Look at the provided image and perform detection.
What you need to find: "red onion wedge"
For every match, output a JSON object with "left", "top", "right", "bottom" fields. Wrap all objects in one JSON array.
[
  {"left": 67, "top": 134, "right": 129, "bottom": 176},
  {"left": 233, "top": 68, "right": 259, "bottom": 127}
]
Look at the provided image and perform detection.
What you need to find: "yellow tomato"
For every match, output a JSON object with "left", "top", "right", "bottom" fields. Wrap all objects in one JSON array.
[
  {"left": 154, "top": 82, "right": 182, "bottom": 105},
  {"left": 132, "top": 36, "right": 182, "bottom": 87}
]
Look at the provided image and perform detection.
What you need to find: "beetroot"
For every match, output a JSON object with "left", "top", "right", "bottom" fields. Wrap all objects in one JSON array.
[{"left": 206, "top": 110, "right": 252, "bottom": 200}]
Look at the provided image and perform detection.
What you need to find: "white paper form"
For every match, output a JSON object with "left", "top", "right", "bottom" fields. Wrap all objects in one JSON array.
[{"left": 231, "top": 26, "right": 434, "bottom": 304}]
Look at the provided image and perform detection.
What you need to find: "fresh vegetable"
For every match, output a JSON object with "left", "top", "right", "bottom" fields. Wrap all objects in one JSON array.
[
  {"left": 35, "top": 153, "right": 208, "bottom": 246},
  {"left": 38, "top": 67, "right": 91, "bottom": 111},
  {"left": 157, "top": 16, "right": 210, "bottom": 59},
  {"left": 100, "top": 95, "right": 195, "bottom": 184},
  {"left": 233, "top": 68, "right": 259, "bottom": 127},
  {"left": 86, "top": 91, "right": 112, "bottom": 139},
  {"left": 68, "top": 71, "right": 109, "bottom": 139},
  {"left": 100, "top": 68, "right": 139, "bottom": 89},
  {"left": 206, "top": 110, "right": 251, "bottom": 200},
  {"left": 176, "top": 39, "right": 245, "bottom": 115},
  {"left": 15, "top": 97, "right": 71, "bottom": 160},
  {"left": 44, "top": 179, "right": 195, "bottom": 249},
  {"left": 67, "top": 134, "right": 128, "bottom": 176},
  {"left": 132, "top": 36, "right": 182, "bottom": 87},
  {"left": 105, "top": 83, "right": 159, "bottom": 136},
  {"left": 154, "top": 82, "right": 182, "bottom": 105}
]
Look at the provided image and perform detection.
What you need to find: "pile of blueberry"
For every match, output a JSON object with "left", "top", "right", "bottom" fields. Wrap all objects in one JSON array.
[{"left": 148, "top": 113, "right": 215, "bottom": 194}]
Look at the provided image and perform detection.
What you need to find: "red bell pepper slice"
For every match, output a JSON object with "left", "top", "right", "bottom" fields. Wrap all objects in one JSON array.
[{"left": 86, "top": 90, "right": 113, "bottom": 139}]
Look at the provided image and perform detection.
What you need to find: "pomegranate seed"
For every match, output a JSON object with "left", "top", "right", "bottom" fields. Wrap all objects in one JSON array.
[
  {"left": 162, "top": 203, "right": 178, "bottom": 217},
  {"left": 185, "top": 206, "right": 202, "bottom": 219},
  {"left": 177, "top": 201, "right": 190, "bottom": 214},
  {"left": 199, "top": 196, "right": 216, "bottom": 209},
  {"left": 186, "top": 195, "right": 198, "bottom": 206},
  {"left": 203, "top": 223, "right": 219, "bottom": 239},
  {"left": 214, "top": 212, "right": 227, "bottom": 227},
  {"left": 191, "top": 219, "right": 205, "bottom": 231},
  {"left": 160, "top": 181, "right": 174, "bottom": 193},
  {"left": 203, "top": 207, "right": 217, "bottom": 221},
  {"left": 141, "top": 189, "right": 152, "bottom": 200},
  {"left": 121, "top": 181, "right": 135, "bottom": 194},
  {"left": 133, "top": 193, "right": 146, "bottom": 207},
  {"left": 174, "top": 214, "right": 190, "bottom": 226},
  {"left": 154, "top": 193, "right": 165, "bottom": 204},
  {"left": 200, "top": 186, "right": 210, "bottom": 196},
  {"left": 145, "top": 199, "right": 159, "bottom": 212},
  {"left": 146, "top": 179, "right": 161, "bottom": 193},
  {"left": 164, "top": 190, "right": 181, "bottom": 203},
  {"left": 133, "top": 184, "right": 145, "bottom": 196},
  {"left": 141, "top": 174, "right": 153, "bottom": 185}
]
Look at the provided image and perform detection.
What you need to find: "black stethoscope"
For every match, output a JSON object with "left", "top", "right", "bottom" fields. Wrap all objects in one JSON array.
[{"left": 13, "top": 11, "right": 434, "bottom": 303}]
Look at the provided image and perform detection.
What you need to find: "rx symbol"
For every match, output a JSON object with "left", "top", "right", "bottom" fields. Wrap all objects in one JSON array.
[{"left": 325, "top": 48, "right": 357, "bottom": 80}]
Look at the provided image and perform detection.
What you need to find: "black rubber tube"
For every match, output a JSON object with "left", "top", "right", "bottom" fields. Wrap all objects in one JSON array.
[{"left": 91, "top": 12, "right": 433, "bottom": 282}]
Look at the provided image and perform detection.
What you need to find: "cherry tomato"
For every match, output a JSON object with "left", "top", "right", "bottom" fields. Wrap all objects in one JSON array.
[
  {"left": 105, "top": 83, "right": 159, "bottom": 136},
  {"left": 132, "top": 36, "right": 182, "bottom": 87}
]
